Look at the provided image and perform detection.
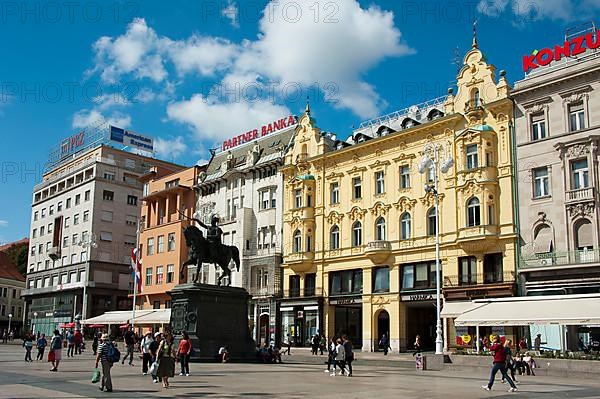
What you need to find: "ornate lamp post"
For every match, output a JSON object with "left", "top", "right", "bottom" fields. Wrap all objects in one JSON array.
[
  {"left": 418, "top": 141, "right": 454, "bottom": 355},
  {"left": 8, "top": 313, "right": 13, "bottom": 335},
  {"left": 76, "top": 233, "right": 97, "bottom": 320}
]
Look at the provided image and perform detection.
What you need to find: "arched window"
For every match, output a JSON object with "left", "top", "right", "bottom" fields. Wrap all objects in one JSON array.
[
  {"left": 293, "top": 230, "right": 302, "bottom": 253},
  {"left": 400, "top": 212, "right": 411, "bottom": 240},
  {"left": 533, "top": 223, "right": 553, "bottom": 254},
  {"left": 467, "top": 197, "right": 481, "bottom": 227},
  {"left": 427, "top": 208, "right": 437, "bottom": 236},
  {"left": 352, "top": 221, "right": 362, "bottom": 247},
  {"left": 575, "top": 219, "right": 593, "bottom": 251},
  {"left": 472, "top": 88, "right": 480, "bottom": 106},
  {"left": 330, "top": 225, "right": 340, "bottom": 250},
  {"left": 375, "top": 217, "right": 386, "bottom": 240}
]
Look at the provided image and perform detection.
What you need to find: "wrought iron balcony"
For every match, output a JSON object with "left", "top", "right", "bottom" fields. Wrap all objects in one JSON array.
[
  {"left": 520, "top": 249, "right": 600, "bottom": 270},
  {"left": 364, "top": 240, "right": 392, "bottom": 264}
]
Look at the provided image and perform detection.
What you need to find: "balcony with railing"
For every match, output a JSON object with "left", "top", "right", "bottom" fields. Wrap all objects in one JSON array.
[
  {"left": 519, "top": 249, "right": 600, "bottom": 270},
  {"left": 457, "top": 225, "right": 499, "bottom": 242},
  {"left": 248, "top": 285, "right": 282, "bottom": 298},
  {"left": 565, "top": 187, "right": 595, "bottom": 204},
  {"left": 364, "top": 240, "right": 392, "bottom": 264},
  {"left": 284, "top": 287, "right": 323, "bottom": 298},
  {"left": 464, "top": 98, "right": 485, "bottom": 116},
  {"left": 443, "top": 271, "right": 516, "bottom": 300}
]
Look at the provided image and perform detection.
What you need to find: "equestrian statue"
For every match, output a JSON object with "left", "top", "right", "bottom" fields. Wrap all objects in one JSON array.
[{"left": 179, "top": 214, "right": 240, "bottom": 286}]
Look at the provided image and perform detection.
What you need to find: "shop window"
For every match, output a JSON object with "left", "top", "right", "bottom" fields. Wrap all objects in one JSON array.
[
  {"left": 459, "top": 256, "right": 477, "bottom": 285},
  {"left": 373, "top": 267, "right": 390, "bottom": 293},
  {"left": 402, "top": 262, "right": 436, "bottom": 289}
]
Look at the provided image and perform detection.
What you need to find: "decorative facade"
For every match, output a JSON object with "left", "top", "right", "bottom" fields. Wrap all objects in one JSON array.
[{"left": 279, "top": 42, "right": 518, "bottom": 351}]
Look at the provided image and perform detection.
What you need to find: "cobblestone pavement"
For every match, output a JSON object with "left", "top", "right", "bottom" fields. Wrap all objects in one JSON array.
[{"left": 1, "top": 344, "right": 600, "bottom": 399}]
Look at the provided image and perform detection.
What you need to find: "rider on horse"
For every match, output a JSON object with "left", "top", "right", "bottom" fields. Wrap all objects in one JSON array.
[{"left": 196, "top": 215, "right": 223, "bottom": 263}]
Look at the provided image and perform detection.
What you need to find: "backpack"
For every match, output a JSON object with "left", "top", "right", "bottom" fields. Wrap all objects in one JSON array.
[
  {"left": 107, "top": 343, "right": 121, "bottom": 363},
  {"left": 51, "top": 336, "right": 62, "bottom": 350}
]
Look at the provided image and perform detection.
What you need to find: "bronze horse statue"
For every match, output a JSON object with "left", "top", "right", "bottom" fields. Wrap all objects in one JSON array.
[{"left": 179, "top": 223, "right": 240, "bottom": 286}]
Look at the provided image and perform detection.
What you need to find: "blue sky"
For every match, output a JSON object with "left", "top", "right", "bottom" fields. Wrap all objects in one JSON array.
[{"left": 0, "top": 0, "right": 598, "bottom": 243}]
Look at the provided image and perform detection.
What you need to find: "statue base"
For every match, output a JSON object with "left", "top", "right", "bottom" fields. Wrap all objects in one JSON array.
[{"left": 169, "top": 283, "right": 256, "bottom": 361}]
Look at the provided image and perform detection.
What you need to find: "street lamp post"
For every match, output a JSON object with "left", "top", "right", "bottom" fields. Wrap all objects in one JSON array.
[
  {"left": 32, "top": 312, "right": 38, "bottom": 334},
  {"left": 77, "top": 233, "right": 97, "bottom": 321},
  {"left": 8, "top": 313, "right": 13, "bottom": 335},
  {"left": 418, "top": 141, "right": 454, "bottom": 355}
]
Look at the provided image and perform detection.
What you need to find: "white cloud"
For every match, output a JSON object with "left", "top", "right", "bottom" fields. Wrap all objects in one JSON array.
[
  {"left": 72, "top": 109, "right": 132, "bottom": 129},
  {"left": 154, "top": 136, "right": 188, "bottom": 160},
  {"left": 134, "top": 82, "right": 176, "bottom": 104},
  {"left": 0, "top": 220, "right": 8, "bottom": 227},
  {"left": 166, "top": 35, "right": 239, "bottom": 77},
  {"left": 478, "top": 0, "right": 582, "bottom": 20},
  {"left": 167, "top": 94, "right": 291, "bottom": 141},
  {"left": 222, "top": 0, "right": 239, "bottom": 28},
  {"left": 93, "top": 93, "right": 130, "bottom": 111}
]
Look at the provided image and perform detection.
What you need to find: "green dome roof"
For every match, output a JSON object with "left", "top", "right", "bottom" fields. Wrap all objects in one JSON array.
[{"left": 297, "top": 174, "right": 315, "bottom": 181}]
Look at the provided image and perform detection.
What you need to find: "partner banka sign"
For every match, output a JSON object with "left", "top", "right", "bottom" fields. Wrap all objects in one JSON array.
[
  {"left": 523, "top": 30, "right": 600, "bottom": 72},
  {"left": 221, "top": 115, "right": 297, "bottom": 151}
]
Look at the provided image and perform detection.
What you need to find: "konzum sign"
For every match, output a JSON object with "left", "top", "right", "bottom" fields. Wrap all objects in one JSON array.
[{"left": 523, "top": 30, "right": 600, "bottom": 72}]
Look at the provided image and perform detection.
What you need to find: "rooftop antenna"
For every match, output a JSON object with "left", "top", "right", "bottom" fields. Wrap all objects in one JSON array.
[{"left": 472, "top": 18, "right": 478, "bottom": 49}]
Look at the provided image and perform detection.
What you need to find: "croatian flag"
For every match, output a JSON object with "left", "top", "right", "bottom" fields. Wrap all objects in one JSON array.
[{"left": 130, "top": 247, "right": 142, "bottom": 293}]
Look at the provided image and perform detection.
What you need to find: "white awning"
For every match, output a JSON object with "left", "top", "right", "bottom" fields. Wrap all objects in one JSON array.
[
  {"left": 441, "top": 301, "right": 484, "bottom": 318},
  {"left": 82, "top": 309, "right": 170, "bottom": 325},
  {"left": 454, "top": 295, "right": 600, "bottom": 326}
]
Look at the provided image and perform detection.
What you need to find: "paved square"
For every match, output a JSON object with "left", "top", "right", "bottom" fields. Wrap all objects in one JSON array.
[{"left": 1, "top": 345, "right": 599, "bottom": 398}]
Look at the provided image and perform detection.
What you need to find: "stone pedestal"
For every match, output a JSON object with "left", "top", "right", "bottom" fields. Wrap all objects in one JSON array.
[{"left": 169, "top": 283, "right": 256, "bottom": 360}]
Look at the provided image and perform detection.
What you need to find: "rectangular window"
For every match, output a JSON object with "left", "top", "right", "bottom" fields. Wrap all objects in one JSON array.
[
  {"left": 99, "top": 231, "right": 113, "bottom": 242},
  {"left": 373, "top": 266, "right": 390, "bottom": 293},
  {"left": 304, "top": 273, "right": 316, "bottom": 296},
  {"left": 261, "top": 191, "right": 269, "bottom": 209},
  {"left": 400, "top": 165, "right": 410, "bottom": 188},
  {"left": 103, "top": 172, "right": 115, "bottom": 181},
  {"left": 103, "top": 190, "right": 114, "bottom": 201},
  {"left": 75, "top": 194, "right": 81, "bottom": 205},
  {"left": 483, "top": 253, "right": 503, "bottom": 284},
  {"left": 84, "top": 190, "right": 91, "bottom": 201},
  {"left": 466, "top": 144, "right": 478, "bottom": 169},
  {"left": 271, "top": 191, "right": 276, "bottom": 208},
  {"left": 101, "top": 210, "right": 113, "bottom": 222},
  {"left": 57, "top": 202, "right": 62, "bottom": 212},
  {"left": 48, "top": 223, "right": 52, "bottom": 234},
  {"left": 571, "top": 159, "right": 589, "bottom": 189},
  {"left": 459, "top": 256, "right": 477, "bottom": 285},
  {"left": 533, "top": 167, "right": 550, "bottom": 197},
  {"left": 294, "top": 189, "right": 302, "bottom": 208},
  {"left": 72, "top": 233, "right": 78, "bottom": 245},
  {"left": 569, "top": 102, "right": 585, "bottom": 132},
  {"left": 49, "top": 205, "right": 54, "bottom": 215},
  {"left": 531, "top": 112, "right": 546, "bottom": 140},
  {"left": 330, "top": 182, "right": 339, "bottom": 204},
  {"left": 168, "top": 233, "right": 176, "bottom": 251},
  {"left": 127, "top": 195, "right": 138, "bottom": 206},
  {"left": 353, "top": 177, "right": 362, "bottom": 199},
  {"left": 63, "top": 236, "right": 69, "bottom": 248},
  {"left": 70, "top": 254, "right": 77, "bottom": 265},
  {"left": 157, "top": 235, "right": 164, "bottom": 253},
  {"left": 375, "top": 171, "right": 385, "bottom": 194},
  {"left": 66, "top": 198, "right": 71, "bottom": 209},
  {"left": 329, "top": 269, "right": 363, "bottom": 295},
  {"left": 156, "top": 266, "right": 164, "bottom": 284},
  {"left": 72, "top": 214, "right": 79, "bottom": 225},
  {"left": 83, "top": 210, "right": 89, "bottom": 222},
  {"left": 147, "top": 238, "right": 154, "bottom": 255},
  {"left": 40, "top": 226, "right": 45, "bottom": 236},
  {"left": 145, "top": 268, "right": 152, "bottom": 286},
  {"left": 153, "top": 301, "right": 161, "bottom": 309},
  {"left": 64, "top": 217, "right": 70, "bottom": 227},
  {"left": 289, "top": 275, "right": 300, "bottom": 297},
  {"left": 41, "top": 208, "right": 46, "bottom": 218},
  {"left": 167, "top": 264, "right": 174, "bottom": 283},
  {"left": 34, "top": 211, "right": 38, "bottom": 221},
  {"left": 32, "top": 228, "right": 37, "bottom": 238}
]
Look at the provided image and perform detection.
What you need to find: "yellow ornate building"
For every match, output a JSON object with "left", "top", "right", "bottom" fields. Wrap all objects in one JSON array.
[{"left": 279, "top": 42, "right": 518, "bottom": 351}]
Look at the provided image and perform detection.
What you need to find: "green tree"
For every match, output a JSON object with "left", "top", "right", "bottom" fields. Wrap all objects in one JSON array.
[{"left": 2, "top": 243, "right": 28, "bottom": 276}]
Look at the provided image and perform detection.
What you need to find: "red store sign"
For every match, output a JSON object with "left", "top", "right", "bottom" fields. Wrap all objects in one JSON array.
[
  {"left": 221, "top": 115, "right": 297, "bottom": 151},
  {"left": 523, "top": 30, "right": 600, "bottom": 72}
]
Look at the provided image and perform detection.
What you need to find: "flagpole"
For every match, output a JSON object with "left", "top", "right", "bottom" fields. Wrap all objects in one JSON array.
[{"left": 132, "top": 217, "right": 142, "bottom": 332}]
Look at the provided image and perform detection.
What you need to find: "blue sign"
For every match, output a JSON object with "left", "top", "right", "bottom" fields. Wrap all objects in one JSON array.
[{"left": 110, "top": 125, "right": 154, "bottom": 152}]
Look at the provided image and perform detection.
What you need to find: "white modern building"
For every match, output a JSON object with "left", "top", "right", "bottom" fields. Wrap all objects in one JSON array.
[{"left": 195, "top": 116, "right": 297, "bottom": 345}]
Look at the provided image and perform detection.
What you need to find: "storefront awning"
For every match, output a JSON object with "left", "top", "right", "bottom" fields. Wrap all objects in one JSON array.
[
  {"left": 82, "top": 309, "right": 171, "bottom": 326},
  {"left": 440, "top": 301, "right": 484, "bottom": 318},
  {"left": 454, "top": 295, "right": 600, "bottom": 326}
]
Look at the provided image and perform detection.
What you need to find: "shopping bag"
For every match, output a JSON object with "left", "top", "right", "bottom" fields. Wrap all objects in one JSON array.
[
  {"left": 48, "top": 349, "right": 56, "bottom": 362},
  {"left": 149, "top": 361, "right": 158, "bottom": 375},
  {"left": 91, "top": 368, "right": 101, "bottom": 384}
]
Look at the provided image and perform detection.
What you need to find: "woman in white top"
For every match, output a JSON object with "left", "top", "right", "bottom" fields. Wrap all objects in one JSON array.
[{"left": 331, "top": 338, "right": 346, "bottom": 376}]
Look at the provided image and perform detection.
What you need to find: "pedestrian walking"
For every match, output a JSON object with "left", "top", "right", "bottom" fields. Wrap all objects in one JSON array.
[
  {"left": 379, "top": 333, "right": 391, "bottom": 355},
  {"left": 65, "top": 330, "right": 75, "bottom": 357},
  {"left": 150, "top": 332, "right": 162, "bottom": 383},
  {"left": 49, "top": 329, "right": 63, "bottom": 372},
  {"left": 518, "top": 337, "right": 527, "bottom": 352},
  {"left": 36, "top": 333, "right": 47, "bottom": 361},
  {"left": 502, "top": 339, "right": 519, "bottom": 384},
  {"left": 319, "top": 335, "right": 326, "bottom": 355},
  {"left": 331, "top": 338, "right": 346, "bottom": 376},
  {"left": 140, "top": 332, "right": 154, "bottom": 375},
  {"left": 177, "top": 331, "right": 192, "bottom": 376},
  {"left": 92, "top": 332, "right": 99, "bottom": 355},
  {"left": 74, "top": 329, "right": 83, "bottom": 355},
  {"left": 2, "top": 329, "right": 7, "bottom": 343},
  {"left": 482, "top": 336, "right": 518, "bottom": 392},
  {"left": 342, "top": 335, "right": 354, "bottom": 377},
  {"left": 311, "top": 334, "right": 319, "bottom": 355},
  {"left": 283, "top": 333, "right": 291, "bottom": 355},
  {"left": 324, "top": 338, "right": 336, "bottom": 373},
  {"left": 122, "top": 327, "right": 136, "bottom": 366},
  {"left": 156, "top": 333, "right": 176, "bottom": 388},
  {"left": 95, "top": 334, "right": 113, "bottom": 392},
  {"left": 22, "top": 332, "right": 33, "bottom": 362},
  {"left": 534, "top": 334, "right": 543, "bottom": 352},
  {"left": 412, "top": 334, "right": 422, "bottom": 356}
]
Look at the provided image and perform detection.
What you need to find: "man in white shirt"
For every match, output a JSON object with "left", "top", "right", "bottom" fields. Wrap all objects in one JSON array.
[{"left": 140, "top": 332, "right": 154, "bottom": 375}]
